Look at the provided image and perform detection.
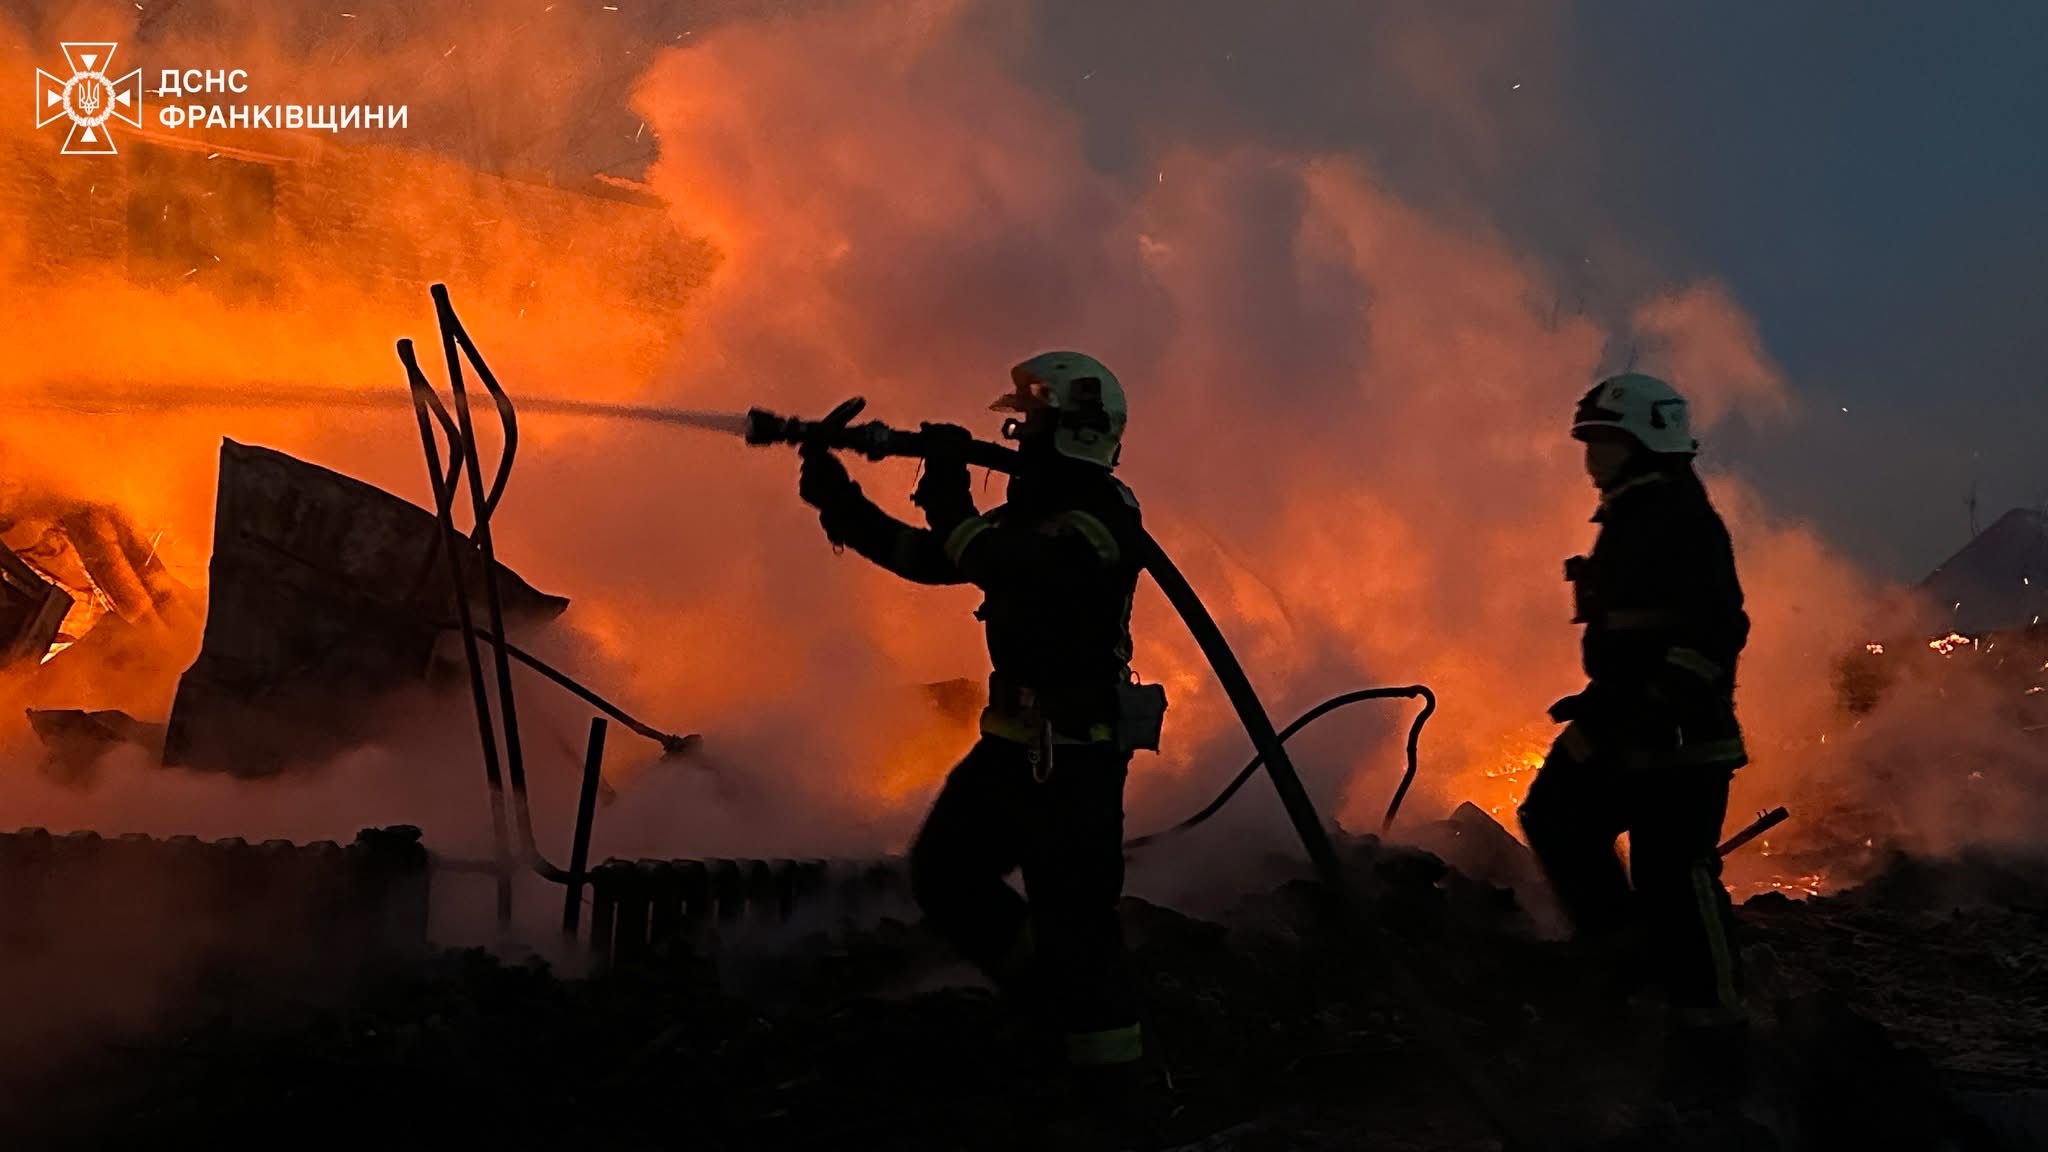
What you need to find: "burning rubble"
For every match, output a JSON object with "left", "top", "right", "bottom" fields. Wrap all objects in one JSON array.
[
  {"left": 0, "top": 545, "right": 69, "bottom": 669},
  {"left": 2, "top": 438, "right": 572, "bottom": 781},
  {"left": 0, "top": 496, "right": 197, "bottom": 671}
]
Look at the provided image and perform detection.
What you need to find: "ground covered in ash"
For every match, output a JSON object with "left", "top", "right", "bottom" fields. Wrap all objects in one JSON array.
[{"left": 5, "top": 837, "right": 2045, "bottom": 1152}]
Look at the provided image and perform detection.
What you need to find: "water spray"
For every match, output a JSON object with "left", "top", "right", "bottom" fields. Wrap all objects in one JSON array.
[{"left": 17, "top": 379, "right": 756, "bottom": 437}]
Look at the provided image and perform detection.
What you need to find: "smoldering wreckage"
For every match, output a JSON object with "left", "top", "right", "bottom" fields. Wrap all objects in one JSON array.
[{"left": 0, "top": 290, "right": 2043, "bottom": 1152}]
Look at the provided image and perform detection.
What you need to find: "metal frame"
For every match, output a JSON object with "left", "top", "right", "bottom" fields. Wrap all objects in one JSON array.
[{"left": 395, "top": 285, "right": 604, "bottom": 934}]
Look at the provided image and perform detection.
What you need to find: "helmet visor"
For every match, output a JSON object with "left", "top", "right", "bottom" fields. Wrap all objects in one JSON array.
[{"left": 991, "top": 375, "right": 1054, "bottom": 414}]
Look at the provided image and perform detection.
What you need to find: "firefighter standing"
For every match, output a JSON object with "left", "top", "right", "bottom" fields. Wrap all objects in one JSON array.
[
  {"left": 1518, "top": 374, "right": 1751, "bottom": 1081},
  {"left": 796, "top": 353, "right": 1148, "bottom": 1078}
]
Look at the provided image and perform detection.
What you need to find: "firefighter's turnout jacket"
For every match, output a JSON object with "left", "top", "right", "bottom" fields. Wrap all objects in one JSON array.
[
  {"left": 819, "top": 459, "right": 1143, "bottom": 748},
  {"left": 1561, "top": 463, "right": 1750, "bottom": 769}
]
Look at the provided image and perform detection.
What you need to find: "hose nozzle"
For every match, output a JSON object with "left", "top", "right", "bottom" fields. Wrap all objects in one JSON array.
[
  {"left": 746, "top": 401, "right": 1025, "bottom": 473},
  {"left": 744, "top": 399, "right": 912, "bottom": 461},
  {"left": 742, "top": 407, "right": 802, "bottom": 447}
]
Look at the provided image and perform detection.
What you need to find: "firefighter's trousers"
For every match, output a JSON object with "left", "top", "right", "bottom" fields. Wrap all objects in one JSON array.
[
  {"left": 909, "top": 736, "right": 1140, "bottom": 1067},
  {"left": 1518, "top": 722, "right": 1745, "bottom": 1024}
]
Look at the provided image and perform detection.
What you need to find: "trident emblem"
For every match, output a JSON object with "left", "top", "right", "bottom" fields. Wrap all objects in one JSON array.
[{"left": 36, "top": 42, "right": 143, "bottom": 155}]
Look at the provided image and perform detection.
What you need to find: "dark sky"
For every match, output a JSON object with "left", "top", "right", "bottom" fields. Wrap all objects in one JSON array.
[
  {"left": 1571, "top": 3, "right": 2048, "bottom": 581},
  {"left": 1019, "top": 1, "right": 2048, "bottom": 582}
]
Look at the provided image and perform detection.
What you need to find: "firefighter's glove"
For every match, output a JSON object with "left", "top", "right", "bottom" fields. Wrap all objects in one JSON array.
[
  {"left": 799, "top": 446, "right": 859, "bottom": 513},
  {"left": 913, "top": 422, "right": 977, "bottom": 532}
]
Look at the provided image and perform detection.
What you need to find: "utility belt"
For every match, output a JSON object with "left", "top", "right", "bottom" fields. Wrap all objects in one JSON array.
[
  {"left": 1555, "top": 722, "right": 1748, "bottom": 772},
  {"left": 982, "top": 672, "right": 1167, "bottom": 756},
  {"left": 1551, "top": 685, "right": 1747, "bottom": 770}
]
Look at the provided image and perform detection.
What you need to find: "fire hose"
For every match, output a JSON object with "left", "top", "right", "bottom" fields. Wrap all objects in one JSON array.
[
  {"left": 1124, "top": 685, "right": 1436, "bottom": 851},
  {"left": 744, "top": 401, "right": 1441, "bottom": 858},
  {"left": 740, "top": 401, "right": 1539, "bottom": 1147},
  {"left": 395, "top": 284, "right": 1765, "bottom": 1147}
]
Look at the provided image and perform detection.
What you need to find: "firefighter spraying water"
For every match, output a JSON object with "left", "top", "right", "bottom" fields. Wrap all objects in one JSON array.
[{"left": 786, "top": 354, "right": 1156, "bottom": 1117}]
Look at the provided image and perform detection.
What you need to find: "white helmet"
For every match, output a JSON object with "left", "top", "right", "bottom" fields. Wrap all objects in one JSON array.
[
  {"left": 1571, "top": 373, "right": 1697, "bottom": 456},
  {"left": 990, "top": 351, "right": 1127, "bottom": 468}
]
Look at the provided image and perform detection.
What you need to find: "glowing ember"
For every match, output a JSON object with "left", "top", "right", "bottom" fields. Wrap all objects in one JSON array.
[
  {"left": 1484, "top": 744, "right": 1548, "bottom": 780},
  {"left": 1733, "top": 872, "right": 1829, "bottom": 900},
  {"left": 1929, "top": 631, "right": 1976, "bottom": 656}
]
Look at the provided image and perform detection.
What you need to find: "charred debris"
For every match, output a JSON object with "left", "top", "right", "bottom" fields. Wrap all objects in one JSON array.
[{"left": 3, "top": 818, "right": 2044, "bottom": 1151}]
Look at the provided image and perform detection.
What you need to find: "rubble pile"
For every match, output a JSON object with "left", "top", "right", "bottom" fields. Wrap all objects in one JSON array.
[{"left": 2, "top": 828, "right": 2038, "bottom": 1151}]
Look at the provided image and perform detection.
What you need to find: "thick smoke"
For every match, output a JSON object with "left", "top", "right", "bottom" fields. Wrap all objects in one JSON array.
[
  {"left": 0, "top": 0, "right": 2025, "bottom": 909},
  {"left": 624, "top": 0, "right": 1863, "bottom": 849}
]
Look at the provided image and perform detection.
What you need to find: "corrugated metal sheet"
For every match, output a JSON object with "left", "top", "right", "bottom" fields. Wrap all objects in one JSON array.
[{"left": 164, "top": 439, "right": 566, "bottom": 775}]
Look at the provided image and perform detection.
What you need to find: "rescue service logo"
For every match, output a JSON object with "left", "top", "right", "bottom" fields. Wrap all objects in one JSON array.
[{"left": 35, "top": 42, "right": 143, "bottom": 155}]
